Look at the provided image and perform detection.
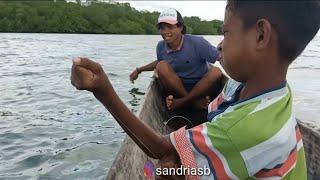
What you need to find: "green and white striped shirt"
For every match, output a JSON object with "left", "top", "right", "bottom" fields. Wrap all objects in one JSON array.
[{"left": 170, "top": 79, "right": 307, "bottom": 180}]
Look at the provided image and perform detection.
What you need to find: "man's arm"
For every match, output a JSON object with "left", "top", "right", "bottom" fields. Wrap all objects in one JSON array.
[
  {"left": 137, "top": 60, "right": 158, "bottom": 72},
  {"left": 71, "top": 57, "right": 177, "bottom": 159},
  {"left": 181, "top": 67, "right": 225, "bottom": 103},
  {"left": 197, "top": 36, "right": 219, "bottom": 63},
  {"left": 129, "top": 60, "right": 158, "bottom": 83}
]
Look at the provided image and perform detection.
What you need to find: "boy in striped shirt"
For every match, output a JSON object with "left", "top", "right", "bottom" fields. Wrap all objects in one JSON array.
[{"left": 71, "top": 0, "right": 320, "bottom": 179}]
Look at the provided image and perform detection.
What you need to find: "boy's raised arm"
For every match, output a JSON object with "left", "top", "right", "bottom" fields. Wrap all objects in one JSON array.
[{"left": 70, "top": 57, "right": 177, "bottom": 160}]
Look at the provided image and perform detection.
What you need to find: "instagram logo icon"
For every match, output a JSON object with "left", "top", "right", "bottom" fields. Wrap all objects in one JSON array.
[{"left": 143, "top": 161, "right": 154, "bottom": 180}]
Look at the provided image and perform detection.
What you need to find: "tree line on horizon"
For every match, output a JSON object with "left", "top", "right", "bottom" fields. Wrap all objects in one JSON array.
[{"left": 0, "top": 1, "right": 223, "bottom": 35}]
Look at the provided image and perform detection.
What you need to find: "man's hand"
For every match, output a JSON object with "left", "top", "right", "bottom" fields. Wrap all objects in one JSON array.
[
  {"left": 71, "top": 57, "right": 108, "bottom": 92},
  {"left": 129, "top": 68, "right": 140, "bottom": 83}
]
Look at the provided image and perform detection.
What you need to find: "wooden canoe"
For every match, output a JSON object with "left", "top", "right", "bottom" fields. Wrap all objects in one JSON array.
[{"left": 106, "top": 78, "right": 320, "bottom": 179}]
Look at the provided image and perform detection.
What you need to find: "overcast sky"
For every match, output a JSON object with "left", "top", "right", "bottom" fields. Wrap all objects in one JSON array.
[
  {"left": 117, "top": 1, "right": 319, "bottom": 36},
  {"left": 119, "top": 1, "right": 227, "bottom": 21}
]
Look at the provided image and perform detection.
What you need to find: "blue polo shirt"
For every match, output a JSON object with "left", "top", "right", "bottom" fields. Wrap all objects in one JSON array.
[{"left": 156, "top": 34, "right": 218, "bottom": 85}]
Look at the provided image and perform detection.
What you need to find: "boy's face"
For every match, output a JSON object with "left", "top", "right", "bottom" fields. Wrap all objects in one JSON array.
[{"left": 220, "top": 9, "right": 258, "bottom": 82}]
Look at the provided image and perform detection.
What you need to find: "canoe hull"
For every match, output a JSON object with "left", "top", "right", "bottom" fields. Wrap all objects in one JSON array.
[{"left": 106, "top": 78, "right": 171, "bottom": 180}]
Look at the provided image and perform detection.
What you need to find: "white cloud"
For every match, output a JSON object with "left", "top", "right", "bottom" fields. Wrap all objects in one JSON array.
[{"left": 118, "top": 1, "right": 227, "bottom": 21}]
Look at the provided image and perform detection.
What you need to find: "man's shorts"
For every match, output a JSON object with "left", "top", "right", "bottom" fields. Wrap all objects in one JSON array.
[{"left": 183, "top": 81, "right": 198, "bottom": 92}]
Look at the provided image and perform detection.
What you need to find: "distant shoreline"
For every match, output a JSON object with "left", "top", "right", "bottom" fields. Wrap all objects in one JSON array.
[{"left": 0, "top": 1, "right": 222, "bottom": 35}]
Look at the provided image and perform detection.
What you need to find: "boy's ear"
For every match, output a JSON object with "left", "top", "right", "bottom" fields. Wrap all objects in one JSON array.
[{"left": 255, "top": 19, "right": 272, "bottom": 51}]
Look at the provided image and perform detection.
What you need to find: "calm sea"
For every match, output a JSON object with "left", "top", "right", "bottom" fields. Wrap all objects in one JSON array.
[{"left": 0, "top": 34, "right": 319, "bottom": 179}]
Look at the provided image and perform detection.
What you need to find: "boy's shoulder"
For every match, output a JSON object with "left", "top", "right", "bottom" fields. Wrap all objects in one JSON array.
[
  {"left": 212, "top": 79, "right": 292, "bottom": 135},
  {"left": 208, "top": 80, "right": 302, "bottom": 177}
]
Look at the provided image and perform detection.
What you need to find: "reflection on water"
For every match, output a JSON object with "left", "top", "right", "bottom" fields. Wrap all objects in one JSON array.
[
  {"left": 129, "top": 88, "right": 146, "bottom": 106},
  {"left": 0, "top": 33, "right": 319, "bottom": 179},
  {"left": 0, "top": 33, "right": 156, "bottom": 179}
]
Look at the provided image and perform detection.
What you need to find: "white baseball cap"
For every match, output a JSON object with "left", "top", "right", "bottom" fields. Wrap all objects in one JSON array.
[{"left": 157, "top": 8, "right": 184, "bottom": 25}]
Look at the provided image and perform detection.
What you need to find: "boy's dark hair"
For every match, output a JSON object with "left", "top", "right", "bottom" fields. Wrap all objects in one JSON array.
[{"left": 227, "top": 1, "right": 320, "bottom": 62}]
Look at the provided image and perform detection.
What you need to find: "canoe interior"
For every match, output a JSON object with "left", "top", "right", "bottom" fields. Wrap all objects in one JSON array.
[{"left": 106, "top": 78, "right": 320, "bottom": 179}]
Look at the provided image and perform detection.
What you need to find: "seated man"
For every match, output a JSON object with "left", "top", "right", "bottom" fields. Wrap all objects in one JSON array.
[
  {"left": 129, "top": 8, "right": 224, "bottom": 110},
  {"left": 71, "top": 1, "right": 319, "bottom": 179}
]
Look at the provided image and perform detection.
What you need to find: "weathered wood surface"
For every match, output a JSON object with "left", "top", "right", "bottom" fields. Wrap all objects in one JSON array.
[
  {"left": 107, "top": 78, "right": 320, "bottom": 179},
  {"left": 106, "top": 78, "right": 172, "bottom": 180},
  {"left": 298, "top": 120, "right": 320, "bottom": 180}
]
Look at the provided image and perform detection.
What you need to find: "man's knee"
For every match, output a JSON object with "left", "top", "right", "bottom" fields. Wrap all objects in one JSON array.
[
  {"left": 156, "top": 61, "right": 171, "bottom": 76},
  {"left": 206, "top": 67, "right": 222, "bottom": 82}
]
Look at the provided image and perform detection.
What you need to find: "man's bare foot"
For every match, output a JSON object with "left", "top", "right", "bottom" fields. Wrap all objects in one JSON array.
[
  {"left": 193, "top": 96, "right": 210, "bottom": 110},
  {"left": 166, "top": 95, "right": 209, "bottom": 110},
  {"left": 166, "top": 95, "right": 185, "bottom": 110}
]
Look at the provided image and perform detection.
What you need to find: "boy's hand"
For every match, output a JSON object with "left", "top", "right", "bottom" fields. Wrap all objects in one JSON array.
[
  {"left": 71, "top": 57, "right": 108, "bottom": 92},
  {"left": 156, "top": 153, "right": 184, "bottom": 180}
]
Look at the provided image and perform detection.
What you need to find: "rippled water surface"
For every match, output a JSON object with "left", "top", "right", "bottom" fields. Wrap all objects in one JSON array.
[{"left": 0, "top": 34, "right": 319, "bottom": 179}]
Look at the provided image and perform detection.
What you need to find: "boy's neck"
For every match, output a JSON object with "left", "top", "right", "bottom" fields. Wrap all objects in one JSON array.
[{"left": 239, "top": 62, "right": 289, "bottom": 101}]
